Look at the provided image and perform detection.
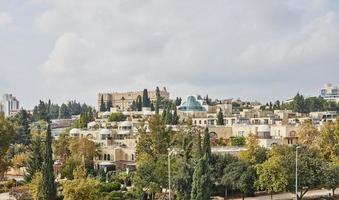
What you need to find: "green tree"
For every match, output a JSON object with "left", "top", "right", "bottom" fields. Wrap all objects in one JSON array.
[
  {"left": 38, "top": 100, "right": 48, "bottom": 121},
  {"left": 142, "top": 89, "right": 151, "bottom": 108},
  {"left": 29, "top": 172, "right": 43, "bottom": 200},
  {"left": 190, "top": 156, "right": 210, "bottom": 200},
  {"left": 217, "top": 109, "right": 224, "bottom": 125},
  {"left": 155, "top": 86, "right": 161, "bottom": 114},
  {"left": 136, "top": 95, "right": 142, "bottom": 111},
  {"left": 256, "top": 156, "right": 288, "bottom": 200},
  {"left": 62, "top": 178, "right": 101, "bottom": 200},
  {"left": 0, "top": 114, "right": 15, "bottom": 179},
  {"left": 108, "top": 112, "right": 127, "bottom": 122},
  {"left": 297, "top": 120, "right": 319, "bottom": 147},
  {"left": 229, "top": 136, "right": 246, "bottom": 146},
  {"left": 134, "top": 115, "right": 171, "bottom": 198},
  {"left": 53, "top": 133, "right": 71, "bottom": 163},
  {"left": 106, "top": 100, "right": 112, "bottom": 112},
  {"left": 13, "top": 109, "right": 32, "bottom": 145},
  {"left": 191, "top": 128, "right": 211, "bottom": 200},
  {"left": 322, "top": 162, "right": 339, "bottom": 196},
  {"left": 222, "top": 160, "right": 256, "bottom": 200},
  {"left": 318, "top": 120, "right": 339, "bottom": 162},
  {"left": 175, "top": 137, "right": 194, "bottom": 200},
  {"left": 292, "top": 93, "right": 306, "bottom": 113},
  {"left": 100, "top": 95, "right": 106, "bottom": 112},
  {"left": 25, "top": 136, "right": 44, "bottom": 182},
  {"left": 42, "top": 124, "right": 57, "bottom": 200},
  {"left": 59, "top": 103, "right": 71, "bottom": 119},
  {"left": 239, "top": 133, "right": 267, "bottom": 164}
]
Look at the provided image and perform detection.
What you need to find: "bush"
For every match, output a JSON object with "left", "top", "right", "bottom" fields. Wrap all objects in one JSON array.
[
  {"left": 5, "top": 178, "right": 17, "bottom": 189},
  {"left": 99, "top": 182, "right": 121, "bottom": 193},
  {"left": 10, "top": 186, "right": 32, "bottom": 200}
]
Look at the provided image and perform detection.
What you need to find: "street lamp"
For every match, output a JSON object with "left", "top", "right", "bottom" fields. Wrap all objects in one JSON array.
[
  {"left": 295, "top": 146, "right": 301, "bottom": 200},
  {"left": 167, "top": 148, "right": 177, "bottom": 200}
]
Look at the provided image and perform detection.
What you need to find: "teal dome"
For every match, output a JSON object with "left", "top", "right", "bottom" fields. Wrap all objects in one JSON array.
[{"left": 178, "top": 96, "right": 206, "bottom": 111}]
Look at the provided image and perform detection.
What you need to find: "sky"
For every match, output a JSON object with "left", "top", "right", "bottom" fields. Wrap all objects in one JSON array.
[{"left": 0, "top": 0, "right": 339, "bottom": 109}]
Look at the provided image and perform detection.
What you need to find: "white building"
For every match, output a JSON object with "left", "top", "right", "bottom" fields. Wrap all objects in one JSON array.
[
  {"left": 0, "top": 94, "right": 20, "bottom": 117},
  {"left": 320, "top": 83, "right": 339, "bottom": 103}
]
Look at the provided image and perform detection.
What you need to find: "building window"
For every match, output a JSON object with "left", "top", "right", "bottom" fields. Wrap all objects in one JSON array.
[
  {"left": 104, "top": 154, "right": 107, "bottom": 161},
  {"left": 132, "top": 154, "right": 135, "bottom": 161},
  {"left": 107, "top": 154, "right": 111, "bottom": 161}
]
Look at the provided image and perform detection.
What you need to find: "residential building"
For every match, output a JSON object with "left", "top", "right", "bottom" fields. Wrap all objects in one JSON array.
[
  {"left": 320, "top": 83, "right": 339, "bottom": 103},
  {"left": 0, "top": 94, "right": 20, "bottom": 117}
]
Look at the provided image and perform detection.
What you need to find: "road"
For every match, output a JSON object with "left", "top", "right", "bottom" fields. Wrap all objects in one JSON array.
[
  {"left": 0, "top": 193, "right": 15, "bottom": 200},
  {"left": 213, "top": 188, "right": 339, "bottom": 200}
]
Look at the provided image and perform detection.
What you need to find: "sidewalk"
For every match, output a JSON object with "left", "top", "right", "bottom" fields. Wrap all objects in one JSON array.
[{"left": 213, "top": 188, "right": 338, "bottom": 200}]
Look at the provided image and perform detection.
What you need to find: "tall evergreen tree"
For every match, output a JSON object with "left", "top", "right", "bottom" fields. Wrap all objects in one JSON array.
[
  {"left": 38, "top": 100, "right": 48, "bottom": 121},
  {"left": 100, "top": 95, "right": 106, "bottom": 112},
  {"left": 136, "top": 95, "right": 142, "bottom": 111},
  {"left": 142, "top": 89, "right": 151, "bottom": 108},
  {"left": 25, "top": 136, "right": 44, "bottom": 182},
  {"left": 155, "top": 87, "right": 161, "bottom": 114},
  {"left": 165, "top": 104, "right": 172, "bottom": 124},
  {"left": 191, "top": 128, "right": 211, "bottom": 200},
  {"left": 106, "top": 100, "right": 112, "bottom": 112},
  {"left": 14, "top": 109, "right": 31, "bottom": 145},
  {"left": 217, "top": 109, "right": 224, "bottom": 125},
  {"left": 202, "top": 128, "right": 211, "bottom": 161},
  {"left": 59, "top": 103, "right": 71, "bottom": 119},
  {"left": 42, "top": 124, "right": 57, "bottom": 200},
  {"left": 172, "top": 105, "right": 179, "bottom": 125}
]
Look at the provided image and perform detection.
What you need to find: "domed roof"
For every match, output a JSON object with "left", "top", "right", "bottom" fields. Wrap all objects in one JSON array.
[
  {"left": 119, "top": 121, "right": 133, "bottom": 127},
  {"left": 178, "top": 96, "right": 206, "bottom": 112},
  {"left": 257, "top": 125, "right": 270, "bottom": 133},
  {"left": 99, "top": 128, "right": 111, "bottom": 135},
  {"left": 70, "top": 128, "right": 80, "bottom": 134}
]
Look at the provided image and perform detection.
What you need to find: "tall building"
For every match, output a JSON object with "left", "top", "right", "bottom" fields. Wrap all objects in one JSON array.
[
  {"left": 0, "top": 94, "right": 20, "bottom": 117},
  {"left": 320, "top": 83, "right": 339, "bottom": 103},
  {"left": 98, "top": 87, "right": 170, "bottom": 111}
]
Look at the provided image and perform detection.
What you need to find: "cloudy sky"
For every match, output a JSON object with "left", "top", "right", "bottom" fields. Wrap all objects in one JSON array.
[{"left": 1, "top": 0, "right": 339, "bottom": 109}]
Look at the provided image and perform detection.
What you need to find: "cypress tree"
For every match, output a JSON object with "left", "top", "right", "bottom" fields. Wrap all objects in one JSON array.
[
  {"left": 137, "top": 95, "right": 142, "bottom": 111},
  {"left": 202, "top": 128, "right": 211, "bottom": 161},
  {"left": 142, "top": 89, "right": 150, "bottom": 107},
  {"left": 106, "top": 100, "right": 112, "bottom": 112},
  {"left": 165, "top": 104, "right": 172, "bottom": 124},
  {"left": 38, "top": 100, "right": 48, "bottom": 121},
  {"left": 100, "top": 95, "right": 106, "bottom": 112},
  {"left": 190, "top": 128, "right": 212, "bottom": 200},
  {"left": 172, "top": 105, "right": 179, "bottom": 125},
  {"left": 25, "top": 136, "right": 44, "bottom": 182},
  {"left": 42, "top": 124, "right": 57, "bottom": 200},
  {"left": 217, "top": 109, "right": 224, "bottom": 125},
  {"left": 155, "top": 86, "right": 160, "bottom": 114},
  {"left": 161, "top": 106, "right": 167, "bottom": 121}
]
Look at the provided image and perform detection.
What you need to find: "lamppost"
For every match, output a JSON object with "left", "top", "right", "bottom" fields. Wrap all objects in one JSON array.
[
  {"left": 295, "top": 146, "right": 301, "bottom": 200},
  {"left": 167, "top": 148, "right": 176, "bottom": 200}
]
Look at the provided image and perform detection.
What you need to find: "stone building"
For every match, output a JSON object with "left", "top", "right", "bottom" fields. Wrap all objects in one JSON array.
[{"left": 98, "top": 87, "right": 169, "bottom": 111}]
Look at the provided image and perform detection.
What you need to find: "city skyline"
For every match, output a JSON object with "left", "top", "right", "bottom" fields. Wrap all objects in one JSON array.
[{"left": 1, "top": 0, "right": 339, "bottom": 108}]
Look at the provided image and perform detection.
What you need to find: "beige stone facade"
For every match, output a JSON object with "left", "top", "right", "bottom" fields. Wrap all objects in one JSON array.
[{"left": 98, "top": 87, "right": 169, "bottom": 111}]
